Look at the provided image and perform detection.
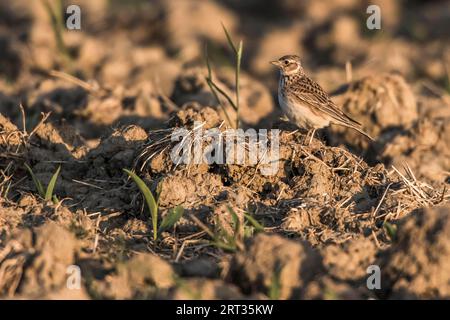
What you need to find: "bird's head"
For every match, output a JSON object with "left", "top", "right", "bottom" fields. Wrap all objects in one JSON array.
[{"left": 270, "top": 55, "right": 304, "bottom": 76}]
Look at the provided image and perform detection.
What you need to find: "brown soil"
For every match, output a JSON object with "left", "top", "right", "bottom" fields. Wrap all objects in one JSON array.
[
  {"left": 0, "top": 0, "right": 449, "bottom": 299},
  {"left": 380, "top": 206, "right": 450, "bottom": 299}
]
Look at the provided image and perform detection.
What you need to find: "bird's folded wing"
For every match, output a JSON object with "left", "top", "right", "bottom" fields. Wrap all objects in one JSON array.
[{"left": 289, "top": 80, "right": 362, "bottom": 127}]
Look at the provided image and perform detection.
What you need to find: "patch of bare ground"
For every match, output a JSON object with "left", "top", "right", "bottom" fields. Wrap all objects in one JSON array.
[
  {"left": 380, "top": 206, "right": 450, "bottom": 299},
  {"left": 1, "top": 0, "right": 450, "bottom": 300},
  {"left": 1, "top": 90, "right": 449, "bottom": 299}
]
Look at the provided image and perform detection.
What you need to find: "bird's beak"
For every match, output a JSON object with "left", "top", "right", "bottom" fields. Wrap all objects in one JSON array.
[{"left": 270, "top": 60, "right": 281, "bottom": 67}]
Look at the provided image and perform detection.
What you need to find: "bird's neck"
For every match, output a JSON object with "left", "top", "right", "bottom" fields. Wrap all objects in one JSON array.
[{"left": 281, "top": 73, "right": 302, "bottom": 86}]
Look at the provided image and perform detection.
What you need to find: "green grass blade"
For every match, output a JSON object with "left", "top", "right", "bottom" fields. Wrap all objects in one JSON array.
[
  {"left": 214, "top": 216, "right": 236, "bottom": 248},
  {"left": 155, "top": 180, "right": 163, "bottom": 204},
  {"left": 25, "top": 163, "right": 45, "bottom": 197},
  {"left": 41, "top": 0, "right": 70, "bottom": 61},
  {"left": 123, "top": 169, "right": 158, "bottom": 240},
  {"left": 221, "top": 23, "right": 237, "bottom": 54},
  {"left": 45, "top": 165, "right": 60, "bottom": 201},
  {"left": 244, "top": 212, "right": 264, "bottom": 233},
  {"left": 204, "top": 45, "right": 235, "bottom": 127},
  {"left": 207, "top": 79, "right": 238, "bottom": 111},
  {"left": 205, "top": 44, "right": 213, "bottom": 79},
  {"left": 205, "top": 45, "right": 237, "bottom": 111},
  {"left": 268, "top": 268, "right": 281, "bottom": 300},
  {"left": 235, "top": 40, "right": 243, "bottom": 128},
  {"left": 206, "top": 79, "right": 234, "bottom": 127},
  {"left": 236, "top": 40, "right": 243, "bottom": 68},
  {"left": 383, "top": 222, "right": 397, "bottom": 242},
  {"left": 227, "top": 206, "right": 240, "bottom": 238},
  {"left": 158, "top": 205, "right": 184, "bottom": 234}
]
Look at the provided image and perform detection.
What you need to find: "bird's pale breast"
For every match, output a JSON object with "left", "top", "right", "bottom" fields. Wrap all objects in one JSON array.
[{"left": 278, "top": 89, "right": 330, "bottom": 130}]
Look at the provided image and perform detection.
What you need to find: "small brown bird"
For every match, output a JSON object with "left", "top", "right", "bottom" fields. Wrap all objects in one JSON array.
[{"left": 271, "top": 55, "right": 373, "bottom": 144}]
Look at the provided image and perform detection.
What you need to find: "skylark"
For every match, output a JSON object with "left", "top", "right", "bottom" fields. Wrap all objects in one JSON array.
[{"left": 271, "top": 55, "right": 373, "bottom": 144}]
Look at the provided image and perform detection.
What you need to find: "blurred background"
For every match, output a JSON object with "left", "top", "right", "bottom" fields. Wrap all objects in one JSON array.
[{"left": 0, "top": 0, "right": 449, "bottom": 183}]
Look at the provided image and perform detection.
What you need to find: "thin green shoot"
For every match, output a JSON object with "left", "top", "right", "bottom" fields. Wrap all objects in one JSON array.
[
  {"left": 159, "top": 205, "right": 184, "bottom": 234},
  {"left": 25, "top": 164, "right": 60, "bottom": 204},
  {"left": 205, "top": 46, "right": 234, "bottom": 127},
  {"left": 384, "top": 221, "right": 397, "bottom": 242},
  {"left": 268, "top": 267, "right": 282, "bottom": 300},
  {"left": 222, "top": 23, "right": 243, "bottom": 128},
  {"left": 123, "top": 169, "right": 158, "bottom": 240},
  {"left": 243, "top": 212, "right": 264, "bottom": 233},
  {"left": 45, "top": 165, "right": 61, "bottom": 202},
  {"left": 123, "top": 169, "right": 184, "bottom": 240},
  {"left": 204, "top": 24, "right": 243, "bottom": 128},
  {"left": 41, "top": 0, "right": 72, "bottom": 67},
  {"left": 191, "top": 206, "right": 264, "bottom": 252}
]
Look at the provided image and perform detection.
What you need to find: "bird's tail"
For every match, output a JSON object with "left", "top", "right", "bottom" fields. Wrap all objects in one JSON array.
[
  {"left": 349, "top": 125, "right": 374, "bottom": 141},
  {"left": 333, "top": 105, "right": 374, "bottom": 141}
]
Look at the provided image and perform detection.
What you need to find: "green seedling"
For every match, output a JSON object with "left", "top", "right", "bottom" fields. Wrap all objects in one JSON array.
[
  {"left": 41, "top": 0, "right": 73, "bottom": 68},
  {"left": 193, "top": 206, "right": 264, "bottom": 252},
  {"left": 212, "top": 206, "right": 241, "bottom": 251},
  {"left": 159, "top": 205, "right": 184, "bottom": 234},
  {"left": 25, "top": 164, "right": 60, "bottom": 204},
  {"left": 324, "top": 288, "right": 340, "bottom": 300},
  {"left": 243, "top": 212, "right": 264, "bottom": 233},
  {"left": 268, "top": 267, "right": 282, "bottom": 300},
  {"left": 123, "top": 169, "right": 184, "bottom": 240},
  {"left": 205, "top": 24, "right": 243, "bottom": 128},
  {"left": 383, "top": 221, "right": 397, "bottom": 242}
]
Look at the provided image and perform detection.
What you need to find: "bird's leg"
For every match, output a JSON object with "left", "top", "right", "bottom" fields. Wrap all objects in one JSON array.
[
  {"left": 302, "top": 130, "right": 310, "bottom": 145},
  {"left": 307, "top": 129, "right": 316, "bottom": 145}
]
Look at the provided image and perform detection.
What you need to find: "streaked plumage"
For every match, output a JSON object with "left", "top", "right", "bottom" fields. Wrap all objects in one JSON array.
[{"left": 271, "top": 55, "right": 373, "bottom": 143}]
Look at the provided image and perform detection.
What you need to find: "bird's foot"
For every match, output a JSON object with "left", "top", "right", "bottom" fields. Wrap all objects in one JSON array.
[{"left": 303, "top": 129, "right": 316, "bottom": 146}]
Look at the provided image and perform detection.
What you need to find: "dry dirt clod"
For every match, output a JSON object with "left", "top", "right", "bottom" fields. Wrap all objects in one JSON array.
[
  {"left": 381, "top": 116, "right": 450, "bottom": 184},
  {"left": 0, "top": 222, "right": 79, "bottom": 298},
  {"left": 381, "top": 206, "right": 450, "bottom": 299},
  {"left": 227, "top": 233, "right": 323, "bottom": 299},
  {"left": 302, "top": 275, "right": 369, "bottom": 300},
  {"left": 178, "top": 257, "right": 221, "bottom": 278},
  {"left": 90, "top": 253, "right": 175, "bottom": 299},
  {"left": 168, "top": 278, "right": 246, "bottom": 300},
  {"left": 328, "top": 73, "right": 417, "bottom": 153},
  {"left": 157, "top": 171, "right": 224, "bottom": 209},
  {"left": 321, "top": 236, "right": 378, "bottom": 282}
]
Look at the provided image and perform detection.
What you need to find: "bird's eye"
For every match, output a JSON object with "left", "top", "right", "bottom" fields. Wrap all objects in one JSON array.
[{"left": 284, "top": 60, "right": 289, "bottom": 65}]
